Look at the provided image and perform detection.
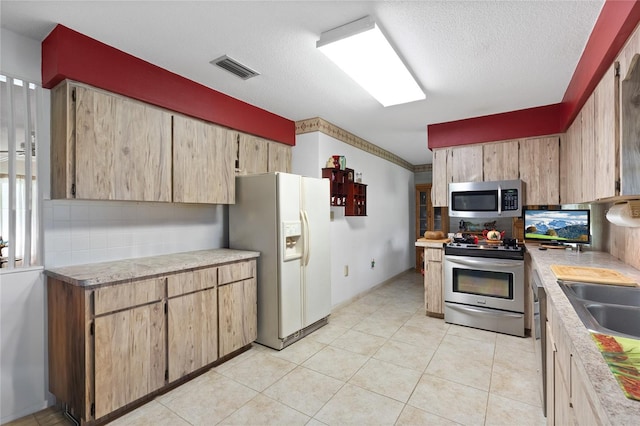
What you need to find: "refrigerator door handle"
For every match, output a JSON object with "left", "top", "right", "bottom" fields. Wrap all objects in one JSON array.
[{"left": 301, "top": 210, "right": 311, "bottom": 266}]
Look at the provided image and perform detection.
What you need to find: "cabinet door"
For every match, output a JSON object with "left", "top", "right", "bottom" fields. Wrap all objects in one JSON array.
[
  {"left": 218, "top": 278, "right": 257, "bottom": 357},
  {"left": 173, "top": 115, "right": 235, "bottom": 203},
  {"left": 620, "top": 54, "right": 640, "bottom": 196},
  {"left": 581, "top": 95, "right": 597, "bottom": 202},
  {"left": 519, "top": 137, "right": 560, "bottom": 205},
  {"left": 545, "top": 321, "right": 556, "bottom": 425},
  {"left": 431, "top": 148, "right": 450, "bottom": 207},
  {"left": 94, "top": 302, "right": 165, "bottom": 419},
  {"left": 483, "top": 140, "right": 520, "bottom": 181},
  {"left": 74, "top": 86, "right": 172, "bottom": 201},
  {"left": 450, "top": 145, "right": 483, "bottom": 183},
  {"left": 237, "top": 132, "right": 268, "bottom": 175},
  {"left": 571, "top": 357, "right": 602, "bottom": 426},
  {"left": 593, "top": 63, "right": 618, "bottom": 200},
  {"left": 560, "top": 120, "right": 583, "bottom": 204},
  {"left": 167, "top": 288, "right": 218, "bottom": 382},
  {"left": 424, "top": 248, "right": 443, "bottom": 315},
  {"left": 268, "top": 141, "right": 292, "bottom": 173}
]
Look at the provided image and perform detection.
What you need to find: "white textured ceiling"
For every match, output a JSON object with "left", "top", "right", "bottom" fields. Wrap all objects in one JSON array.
[{"left": 0, "top": 1, "right": 604, "bottom": 165}]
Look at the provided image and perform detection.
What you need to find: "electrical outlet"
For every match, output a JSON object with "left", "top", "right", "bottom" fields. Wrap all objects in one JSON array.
[{"left": 344, "top": 265, "right": 349, "bottom": 276}]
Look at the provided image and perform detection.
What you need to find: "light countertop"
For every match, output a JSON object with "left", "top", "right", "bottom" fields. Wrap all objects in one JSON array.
[
  {"left": 44, "top": 249, "right": 260, "bottom": 287},
  {"left": 527, "top": 245, "right": 640, "bottom": 424},
  {"left": 415, "top": 238, "right": 449, "bottom": 248}
]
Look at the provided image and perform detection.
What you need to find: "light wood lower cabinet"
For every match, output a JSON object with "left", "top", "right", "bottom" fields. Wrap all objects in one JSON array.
[
  {"left": 218, "top": 261, "right": 258, "bottom": 357},
  {"left": 94, "top": 302, "right": 166, "bottom": 419},
  {"left": 167, "top": 268, "right": 218, "bottom": 382},
  {"left": 423, "top": 247, "right": 444, "bottom": 317},
  {"left": 545, "top": 301, "right": 603, "bottom": 425},
  {"left": 48, "top": 259, "right": 257, "bottom": 424}
]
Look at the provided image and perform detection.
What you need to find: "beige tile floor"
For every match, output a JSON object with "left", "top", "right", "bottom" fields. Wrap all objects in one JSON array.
[{"left": 8, "top": 271, "right": 545, "bottom": 426}]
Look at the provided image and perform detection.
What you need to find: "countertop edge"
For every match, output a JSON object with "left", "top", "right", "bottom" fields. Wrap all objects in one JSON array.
[
  {"left": 44, "top": 249, "right": 260, "bottom": 287},
  {"left": 527, "top": 245, "right": 640, "bottom": 424}
]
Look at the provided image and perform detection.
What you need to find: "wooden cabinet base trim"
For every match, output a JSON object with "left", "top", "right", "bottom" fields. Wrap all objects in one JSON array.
[{"left": 426, "top": 312, "right": 444, "bottom": 319}]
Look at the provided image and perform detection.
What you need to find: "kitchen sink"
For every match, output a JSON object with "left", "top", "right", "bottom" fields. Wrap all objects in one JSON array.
[
  {"left": 562, "top": 282, "right": 640, "bottom": 307},
  {"left": 558, "top": 280, "right": 640, "bottom": 339},
  {"left": 584, "top": 304, "right": 640, "bottom": 338}
]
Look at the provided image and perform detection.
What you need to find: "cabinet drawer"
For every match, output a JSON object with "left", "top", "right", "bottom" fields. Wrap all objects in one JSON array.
[
  {"left": 167, "top": 267, "right": 217, "bottom": 298},
  {"left": 94, "top": 278, "right": 164, "bottom": 316},
  {"left": 219, "top": 260, "right": 255, "bottom": 286},
  {"left": 424, "top": 248, "right": 443, "bottom": 262}
]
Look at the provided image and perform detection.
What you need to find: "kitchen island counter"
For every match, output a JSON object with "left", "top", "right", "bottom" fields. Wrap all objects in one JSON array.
[
  {"left": 527, "top": 245, "right": 640, "bottom": 424},
  {"left": 44, "top": 248, "right": 260, "bottom": 287}
]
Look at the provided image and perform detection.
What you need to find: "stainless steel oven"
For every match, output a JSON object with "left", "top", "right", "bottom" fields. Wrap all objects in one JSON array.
[{"left": 444, "top": 242, "right": 525, "bottom": 337}]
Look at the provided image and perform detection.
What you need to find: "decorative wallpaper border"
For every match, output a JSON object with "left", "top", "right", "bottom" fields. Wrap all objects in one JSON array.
[{"left": 296, "top": 117, "right": 429, "bottom": 172}]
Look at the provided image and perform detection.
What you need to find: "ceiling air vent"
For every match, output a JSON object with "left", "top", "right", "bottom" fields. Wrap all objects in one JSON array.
[{"left": 210, "top": 55, "right": 260, "bottom": 80}]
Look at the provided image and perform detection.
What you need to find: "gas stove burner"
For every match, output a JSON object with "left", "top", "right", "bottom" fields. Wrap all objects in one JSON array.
[{"left": 445, "top": 241, "right": 526, "bottom": 260}]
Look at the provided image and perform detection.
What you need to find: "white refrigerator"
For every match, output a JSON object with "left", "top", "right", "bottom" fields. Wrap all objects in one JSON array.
[{"left": 229, "top": 172, "right": 331, "bottom": 350}]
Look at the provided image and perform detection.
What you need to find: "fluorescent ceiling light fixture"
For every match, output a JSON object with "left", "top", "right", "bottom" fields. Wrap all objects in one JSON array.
[{"left": 317, "top": 16, "right": 425, "bottom": 107}]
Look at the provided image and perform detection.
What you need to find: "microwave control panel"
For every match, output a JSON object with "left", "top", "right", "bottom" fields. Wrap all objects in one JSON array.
[{"left": 501, "top": 189, "right": 519, "bottom": 211}]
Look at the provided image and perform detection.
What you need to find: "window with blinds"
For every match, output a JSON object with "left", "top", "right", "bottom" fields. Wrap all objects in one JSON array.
[{"left": 0, "top": 74, "right": 41, "bottom": 269}]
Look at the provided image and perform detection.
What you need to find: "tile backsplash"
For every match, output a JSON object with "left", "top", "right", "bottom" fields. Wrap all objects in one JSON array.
[{"left": 43, "top": 200, "right": 226, "bottom": 268}]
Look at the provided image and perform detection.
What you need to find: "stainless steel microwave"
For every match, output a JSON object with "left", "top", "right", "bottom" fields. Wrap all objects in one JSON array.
[{"left": 449, "top": 179, "right": 523, "bottom": 218}]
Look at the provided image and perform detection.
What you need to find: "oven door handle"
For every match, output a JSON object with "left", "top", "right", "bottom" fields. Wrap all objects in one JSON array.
[
  {"left": 446, "top": 257, "right": 520, "bottom": 269},
  {"left": 446, "top": 303, "right": 523, "bottom": 319}
]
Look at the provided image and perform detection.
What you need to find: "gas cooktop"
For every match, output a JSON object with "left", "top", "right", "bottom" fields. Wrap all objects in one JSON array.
[{"left": 444, "top": 241, "right": 526, "bottom": 260}]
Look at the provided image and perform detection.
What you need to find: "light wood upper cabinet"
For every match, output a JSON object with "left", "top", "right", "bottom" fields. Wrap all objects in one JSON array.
[
  {"left": 173, "top": 115, "right": 235, "bottom": 204},
  {"left": 431, "top": 148, "right": 450, "bottom": 207},
  {"left": 483, "top": 140, "right": 520, "bottom": 181},
  {"left": 236, "top": 132, "right": 291, "bottom": 175},
  {"left": 432, "top": 138, "right": 561, "bottom": 207},
  {"left": 450, "top": 144, "right": 483, "bottom": 183},
  {"left": 237, "top": 132, "right": 268, "bottom": 175},
  {"left": 620, "top": 54, "right": 640, "bottom": 196},
  {"left": 593, "top": 63, "right": 619, "bottom": 199},
  {"left": 560, "top": 115, "right": 583, "bottom": 205},
  {"left": 52, "top": 82, "right": 173, "bottom": 201},
  {"left": 268, "top": 141, "right": 292, "bottom": 173},
  {"left": 519, "top": 137, "right": 560, "bottom": 205},
  {"left": 431, "top": 144, "right": 482, "bottom": 207},
  {"left": 581, "top": 96, "right": 597, "bottom": 202}
]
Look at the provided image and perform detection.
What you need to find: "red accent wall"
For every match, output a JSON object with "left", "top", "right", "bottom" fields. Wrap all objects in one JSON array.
[
  {"left": 428, "top": 0, "right": 640, "bottom": 150},
  {"left": 427, "top": 104, "right": 565, "bottom": 149},
  {"left": 42, "top": 25, "right": 295, "bottom": 145}
]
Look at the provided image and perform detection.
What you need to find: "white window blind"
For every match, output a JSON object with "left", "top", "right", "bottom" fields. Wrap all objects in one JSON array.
[{"left": 0, "top": 74, "right": 41, "bottom": 269}]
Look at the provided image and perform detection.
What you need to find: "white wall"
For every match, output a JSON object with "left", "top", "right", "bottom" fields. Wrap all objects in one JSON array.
[
  {"left": 293, "top": 132, "right": 415, "bottom": 308},
  {"left": 0, "top": 27, "right": 52, "bottom": 424},
  {"left": 0, "top": 269, "right": 48, "bottom": 423},
  {"left": 1, "top": 27, "right": 229, "bottom": 422}
]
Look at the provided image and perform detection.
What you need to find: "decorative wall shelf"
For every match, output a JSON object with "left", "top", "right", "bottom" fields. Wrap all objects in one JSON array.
[{"left": 322, "top": 168, "right": 367, "bottom": 216}]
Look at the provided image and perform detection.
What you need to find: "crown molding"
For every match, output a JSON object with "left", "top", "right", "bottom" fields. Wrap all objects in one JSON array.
[
  {"left": 295, "top": 117, "right": 416, "bottom": 171},
  {"left": 413, "top": 164, "right": 432, "bottom": 173}
]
